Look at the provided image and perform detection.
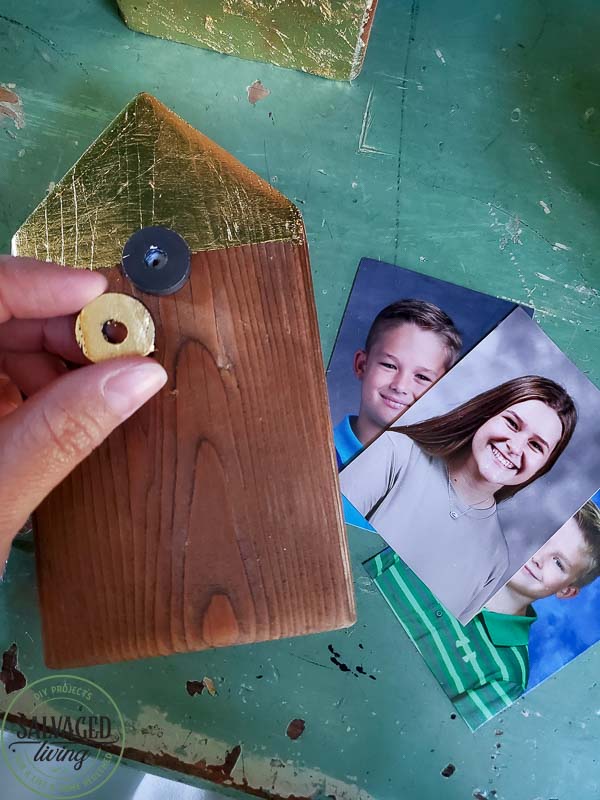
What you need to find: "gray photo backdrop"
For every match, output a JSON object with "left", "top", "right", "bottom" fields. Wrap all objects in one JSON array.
[{"left": 362, "top": 307, "right": 600, "bottom": 585}]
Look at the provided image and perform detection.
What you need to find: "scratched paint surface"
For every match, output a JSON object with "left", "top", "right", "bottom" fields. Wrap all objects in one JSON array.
[{"left": 1, "top": 1, "right": 600, "bottom": 799}]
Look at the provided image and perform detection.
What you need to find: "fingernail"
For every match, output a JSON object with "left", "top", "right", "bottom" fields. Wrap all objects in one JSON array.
[
  {"left": 102, "top": 362, "right": 167, "bottom": 418},
  {"left": 0, "top": 376, "right": 22, "bottom": 414}
]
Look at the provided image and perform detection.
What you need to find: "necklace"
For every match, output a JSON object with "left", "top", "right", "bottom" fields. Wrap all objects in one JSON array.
[{"left": 446, "top": 469, "right": 495, "bottom": 520}]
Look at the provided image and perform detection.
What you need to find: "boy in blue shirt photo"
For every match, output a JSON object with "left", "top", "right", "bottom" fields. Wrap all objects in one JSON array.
[
  {"left": 334, "top": 298, "right": 462, "bottom": 468},
  {"left": 334, "top": 299, "right": 462, "bottom": 529}
]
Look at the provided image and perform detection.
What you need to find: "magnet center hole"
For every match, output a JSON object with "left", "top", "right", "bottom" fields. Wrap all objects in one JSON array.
[
  {"left": 144, "top": 246, "right": 168, "bottom": 270},
  {"left": 102, "top": 319, "right": 129, "bottom": 345}
]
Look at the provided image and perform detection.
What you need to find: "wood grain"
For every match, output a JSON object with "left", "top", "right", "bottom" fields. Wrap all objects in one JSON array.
[{"left": 34, "top": 240, "right": 355, "bottom": 668}]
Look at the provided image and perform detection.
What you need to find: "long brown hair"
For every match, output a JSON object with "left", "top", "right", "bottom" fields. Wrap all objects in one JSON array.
[{"left": 392, "top": 375, "right": 577, "bottom": 501}]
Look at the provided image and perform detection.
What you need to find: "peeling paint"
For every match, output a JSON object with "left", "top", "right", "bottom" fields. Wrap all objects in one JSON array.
[
  {"left": 122, "top": 743, "right": 313, "bottom": 800},
  {"left": 124, "top": 705, "right": 373, "bottom": 799},
  {"left": 0, "top": 86, "right": 18, "bottom": 103},
  {"left": 0, "top": 84, "right": 25, "bottom": 129},
  {"left": 0, "top": 643, "right": 27, "bottom": 694},
  {"left": 286, "top": 718, "right": 305, "bottom": 740},
  {"left": 186, "top": 677, "right": 218, "bottom": 697},
  {"left": 533, "top": 271, "right": 599, "bottom": 300},
  {"left": 247, "top": 79, "right": 270, "bottom": 105},
  {"left": 3, "top": 702, "right": 374, "bottom": 799},
  {"left": 488, "top": 206, "right": 523, "bottom": 251}
]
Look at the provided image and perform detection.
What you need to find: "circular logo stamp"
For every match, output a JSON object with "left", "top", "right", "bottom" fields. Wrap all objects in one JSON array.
[{"left": 1, "top": 674, "right": 125, "bottom": 799}]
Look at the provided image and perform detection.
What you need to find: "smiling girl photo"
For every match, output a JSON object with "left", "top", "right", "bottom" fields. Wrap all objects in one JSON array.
[
  {"left": 340, "top": 375, "right": 577, "bottom": 620},
  {"left": 340, "top": 308, "right": 600, "bottom": 623}
]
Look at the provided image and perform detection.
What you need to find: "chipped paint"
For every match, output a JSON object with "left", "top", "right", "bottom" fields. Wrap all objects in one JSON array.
[
  {"left": 534, "top": 271, "right": 598, "bottom": 300},
  {"left": 186, "top": 677, "right": 217, "bottom": 697},
  {"left": 247, "top": 79, "right": 270, "bottom": 105},
  {"left": 0, "top": 84, "right": 25, "bottom": 129},
  {"left": 123, "top": 705, "right": 374, "bottom": 799},
  {"left": 489, "top": 206, "right": 523, "bottom": 251},
  {"left": 2, "top": 699, "right": 374, "bottom": 799},
  {"left": 286, "top": 718, "right": 305, "bottom": 740},
  {"left": 0, "top": 643, "right": 27, "bottom": 694}
]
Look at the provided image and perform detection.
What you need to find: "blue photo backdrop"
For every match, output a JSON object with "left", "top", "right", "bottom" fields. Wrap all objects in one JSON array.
[{"left": 528, "top": 489, "right": 600, "bottom": 690}]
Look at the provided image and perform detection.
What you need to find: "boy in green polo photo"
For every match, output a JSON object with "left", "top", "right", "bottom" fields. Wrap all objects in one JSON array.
[{"left": 364, "top": 500, "right": 600, "bottom": 730}]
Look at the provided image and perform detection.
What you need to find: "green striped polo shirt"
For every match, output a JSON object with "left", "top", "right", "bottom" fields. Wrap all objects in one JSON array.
[{"left": 364, "top": 548, "right": 537, "bottom": 731}]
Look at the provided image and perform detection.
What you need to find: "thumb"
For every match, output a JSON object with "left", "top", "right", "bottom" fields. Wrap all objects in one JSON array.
[{"left": 0, "top": 357, "right": 167, "bottom": 555}]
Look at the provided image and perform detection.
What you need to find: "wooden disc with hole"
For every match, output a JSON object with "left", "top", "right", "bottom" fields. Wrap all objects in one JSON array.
[{"left": 75, "top": 292, "right": 155, "bottom": 362}]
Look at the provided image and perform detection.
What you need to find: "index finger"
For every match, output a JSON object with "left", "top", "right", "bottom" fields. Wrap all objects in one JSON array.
[{"left": 0, "top": 256, "right": 108, "bottom": 322}]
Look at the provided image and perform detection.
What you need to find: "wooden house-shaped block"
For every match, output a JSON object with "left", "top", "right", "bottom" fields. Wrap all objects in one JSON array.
[{"left": 12, "top": 93, "right": 355, "bottom": 668}]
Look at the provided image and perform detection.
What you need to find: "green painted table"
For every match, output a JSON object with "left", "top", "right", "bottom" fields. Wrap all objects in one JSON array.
[{"left": 1, "top": 1, "right": 599, "bottom": 798}]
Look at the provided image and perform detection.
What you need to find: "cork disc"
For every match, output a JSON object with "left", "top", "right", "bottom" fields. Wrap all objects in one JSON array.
[{"left": 75, "top": 293, "right": 155, "bottom": 362}]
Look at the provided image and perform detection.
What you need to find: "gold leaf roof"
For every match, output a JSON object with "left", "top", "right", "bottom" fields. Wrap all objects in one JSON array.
[{"left": 12, "top": 93, "right": 304, "bottom": 269}]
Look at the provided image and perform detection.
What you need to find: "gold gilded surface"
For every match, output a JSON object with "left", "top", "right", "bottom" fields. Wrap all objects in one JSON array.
[
  {"left": 12, "top": 93, "right": 304, "bottom": 269},
  {"left": 117, "top": 0, "right": 377, "bottom": 80},
  {"left": 75, "top": 293, "right": 156, "bottom": 361}
]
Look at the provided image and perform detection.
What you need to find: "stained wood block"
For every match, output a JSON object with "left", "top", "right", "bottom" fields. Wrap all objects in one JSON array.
[
  {"left": 12, "top": 94, "right": 355, "bottom": 667},
  {"left": 116, "top": 0, "right": 379, "bottom": 81}
]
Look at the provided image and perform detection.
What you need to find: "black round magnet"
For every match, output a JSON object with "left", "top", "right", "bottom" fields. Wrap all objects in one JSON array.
[{"left": 121, "top": 226, "right": 191, "bottom": 296}]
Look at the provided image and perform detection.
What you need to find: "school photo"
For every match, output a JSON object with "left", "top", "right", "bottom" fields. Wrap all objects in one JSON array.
[{"left": 340, "top": 306, "right": 600, "bottom": 623}]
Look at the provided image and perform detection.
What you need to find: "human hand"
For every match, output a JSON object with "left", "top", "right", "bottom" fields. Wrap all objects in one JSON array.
[{"left": 0, "top": 255, "right": 167, "bottom": 572}]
